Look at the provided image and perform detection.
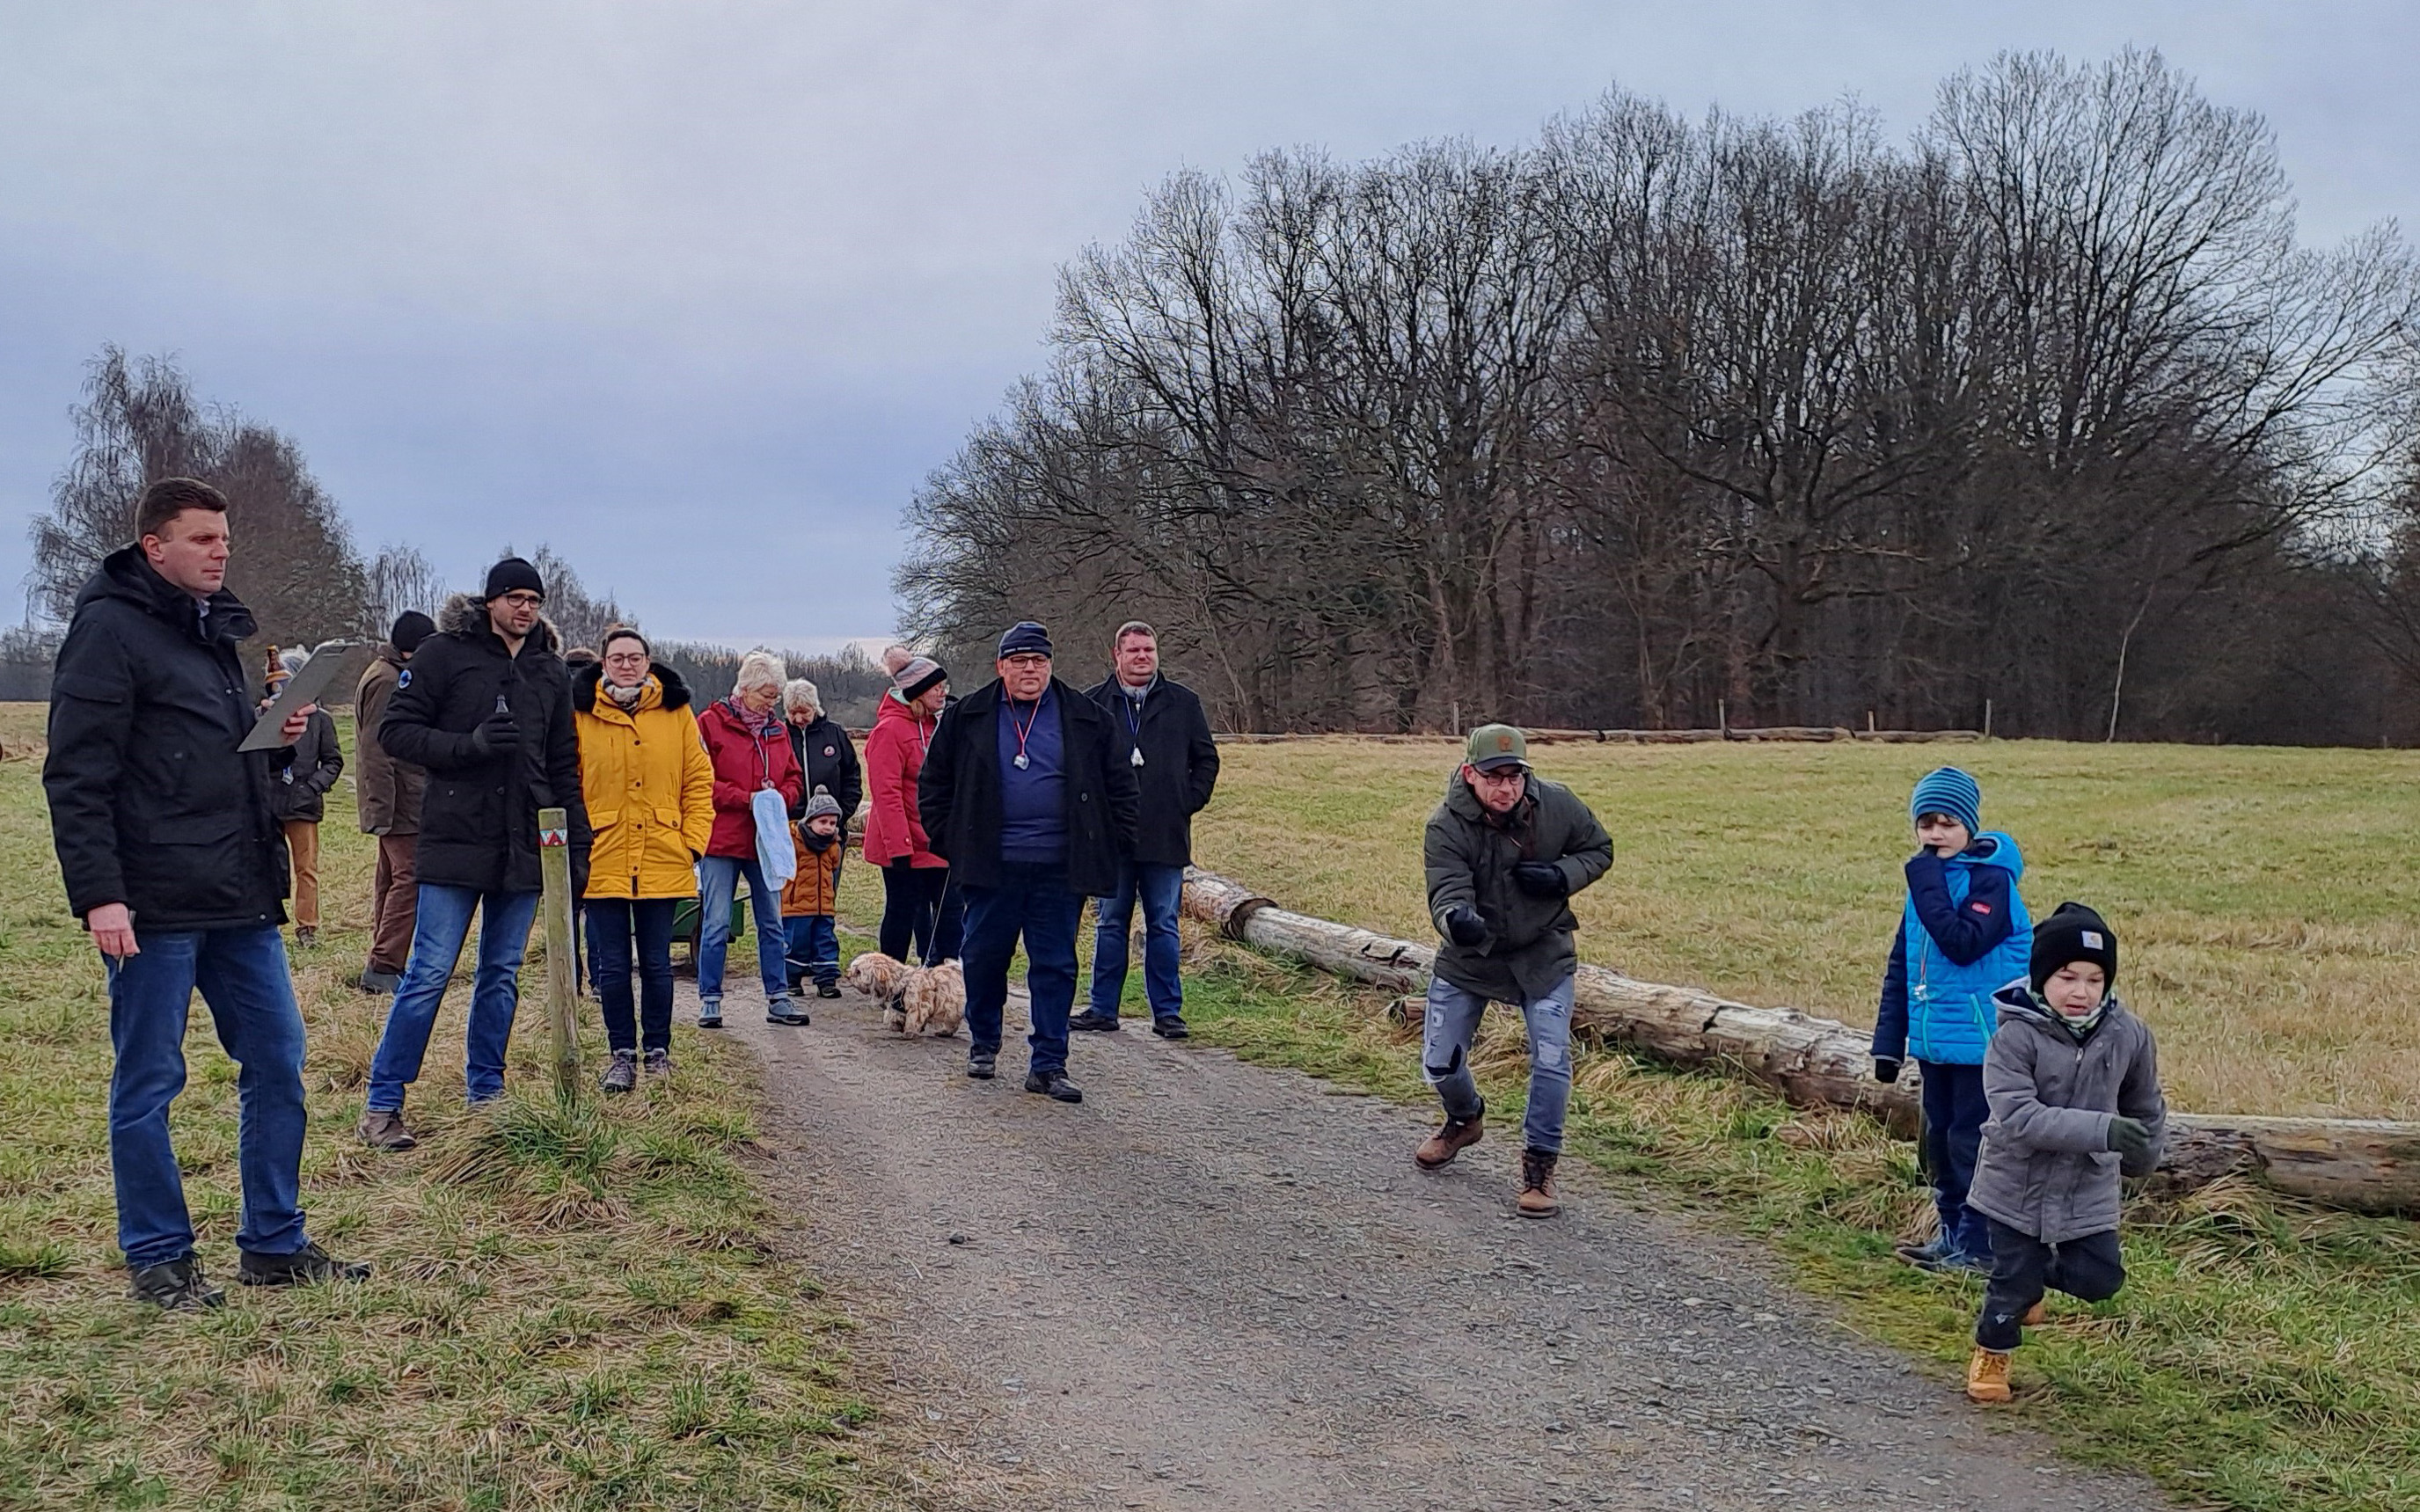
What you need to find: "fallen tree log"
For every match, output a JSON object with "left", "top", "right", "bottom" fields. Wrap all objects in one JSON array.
[
  {"left": 1210, "top": 727, "right": 1985, "bottom": 745},
  {"left": 1181, "top": 867, "right": 2420, "bottom": 1213}
]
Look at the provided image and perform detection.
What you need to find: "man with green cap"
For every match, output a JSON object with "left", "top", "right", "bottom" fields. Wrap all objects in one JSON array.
[{"left": 1417, "top": 724, "right": 1613, "bottom": 1216}]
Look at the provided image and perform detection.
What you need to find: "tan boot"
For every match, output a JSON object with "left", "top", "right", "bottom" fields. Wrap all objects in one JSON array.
[
  {"left": 1415, "top": 1108, "right": 1484, "bottom": 1170},
  {"left": 356, "top": 1108, "right": 415, "bottom": 1151},
  {"left": 1966, "top": 1346, "right": 2013, "bottom": 1403},
  {"left": 1517, "top": 1149, "right": 1561, "bottom": 1218},
  {"left": 2022, "top": 1300, "right": 2048, "bottom": 1327}
]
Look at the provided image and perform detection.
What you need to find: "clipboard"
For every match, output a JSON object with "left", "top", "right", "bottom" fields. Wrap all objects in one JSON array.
[{"left": 239, "top": 639, "right": 367, "bottom": 751}]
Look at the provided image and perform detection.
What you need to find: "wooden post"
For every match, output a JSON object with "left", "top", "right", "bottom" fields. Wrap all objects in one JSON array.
[
  {"left": 1983, "top": 698, "right": 1993, "bottom": 740},
  {"left": 538, "top": 807, "right": 580, "bottom": 1103},
  {"left": 1866, "top": 709, "right": 1875, "bottom": 734},
  {"left": 1717, "top": 699, "right": 1728, "bottom": 737}
]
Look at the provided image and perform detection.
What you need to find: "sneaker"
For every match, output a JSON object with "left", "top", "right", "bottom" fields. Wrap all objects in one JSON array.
[
  {"left": 356, "top": 968, "right": 402, "bottom": 994},
  {"left": 1067, "top": 1010, "right": 1119, "bottom": 1033},
  {"left": 698, "top": 1004, "right": 724, "bottom": 1029},
  {"left": 1965, "top": 1346, "right": 2013, "bottom": 1403},
  {"left": 1893, "top": 1233, "right": 1952, "bottom": 1267},
  {"left": 1151, "top": 1016, "right": 1190, "bottom": 1040},
  {"left": 966, "top": 1050, "right": 997, "bottom": 1080},
  {"left": 128, "top": 1255, "right": 224, "bottom": 1311},
  {"left": 238, "top": 1241, "right": 370, "bottom": 1288},
  {"left": 295, "top": 925, "right": 318, "bottom": 948},
  {"left": 816, "top": 982, "right": 842, "bottom": 999},
  {"left": 1517, "top": 1149, "right": 1561, "bottom": 1219},
  {"left": 1024, "top": 1068, "right": 1084, "bottom": 1104},
  {"left": 1916, "top": 1249, "right": 1994, "bottom": 1276},
  {"left": 1415, "top": 1105, "right": 1485, "bottom": 1170},
  {"left": 601, "top": 1050, "right": 637, "bottom": 1093},
  {"left": 356, "top": 1108, "right": 416, "bottom": 1151},
  {"left": 643, "top": 1048, "right": 673, "bottom": 1077},
  {"left": 765, "top": 1001, "right": 811, "bottom": 1026}
]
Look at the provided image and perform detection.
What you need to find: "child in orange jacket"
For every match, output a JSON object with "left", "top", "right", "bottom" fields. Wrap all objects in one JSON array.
[{"left": 782, "top": 787, "right": 846, "bottom": 997}]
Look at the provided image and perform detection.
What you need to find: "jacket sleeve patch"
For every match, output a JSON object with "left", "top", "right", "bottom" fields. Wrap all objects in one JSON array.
[{"left": 1969, "top": 901, "right": 1992, "bottom": 914}]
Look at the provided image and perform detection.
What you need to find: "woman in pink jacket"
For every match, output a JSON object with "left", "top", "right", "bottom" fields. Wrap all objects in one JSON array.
[{"left": 861, "top": 655, "right": 959, "bottom": 964}]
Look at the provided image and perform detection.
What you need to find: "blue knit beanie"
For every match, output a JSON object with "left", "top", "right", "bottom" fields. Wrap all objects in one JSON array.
[{"left": 1909, "top": 767, "right": 1982, "bottom": 835}]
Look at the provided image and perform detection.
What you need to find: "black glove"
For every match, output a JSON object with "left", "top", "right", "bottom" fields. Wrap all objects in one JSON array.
[
  {"left": 1872, "top": 1056, "right": 1902, "bottom": 1085},
  {"left": 1442, "top": 905, "right": 1486, "bottom": 947},
  {"left": 1511, "top": 861, "right": 1568, "bottom": 899},
  {"left": 2105, "top": 1116, "right": 2153, "bottom": 1158},
  {"left": 468, "top": 707, "right": 522, "bottom": 758}
]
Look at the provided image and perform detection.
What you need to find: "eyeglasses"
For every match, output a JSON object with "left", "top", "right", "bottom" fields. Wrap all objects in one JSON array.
[
  {"left": 1470, "top": 765, "right": 1528, "bottom": 785},
  {"left": 1001, "top": 654, "right": 1051, "bottom": 668},
  {"left": 603, "top": 652, "right": 648, "bottom": 666},
  {"left": 499, "top": 592, "right": 543, "bottom": 609}
]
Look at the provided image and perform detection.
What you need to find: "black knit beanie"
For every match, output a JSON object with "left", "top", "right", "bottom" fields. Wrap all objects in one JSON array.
[
  {"left": 483, "top": 557, "right": 545, "bottom": 602},
  {"left": 390, "top": 610, "right": 436, "bottom": 654},
  {"left": 2030, "top": 902, "right": 2118, "bottom": 997}
]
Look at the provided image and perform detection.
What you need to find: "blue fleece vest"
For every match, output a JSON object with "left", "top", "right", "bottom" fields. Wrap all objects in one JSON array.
[{"left": 1900, "top": 834, "right": 2032, "bottom": 1064}]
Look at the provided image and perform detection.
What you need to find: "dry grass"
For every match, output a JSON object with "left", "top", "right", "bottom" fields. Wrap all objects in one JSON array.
[{"left": 1192, "top": 736, "right": 2420, "bottom": 1118}]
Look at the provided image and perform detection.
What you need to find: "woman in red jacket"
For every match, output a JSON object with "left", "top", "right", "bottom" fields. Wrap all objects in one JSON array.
[
  {"left": 862, "top": 655, "right": 960, "bottom": 965},
  {"left": 693, "top": 650, "right": 806, "bottom": 1026}
]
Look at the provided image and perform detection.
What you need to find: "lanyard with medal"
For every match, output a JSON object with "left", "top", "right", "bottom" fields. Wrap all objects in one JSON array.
[
  {"left": 1010, "top": 695, "right": 1042, "bottom": 770},
  {"left": 1123, "top": 687, "right": 1145, "bottom": 768}
]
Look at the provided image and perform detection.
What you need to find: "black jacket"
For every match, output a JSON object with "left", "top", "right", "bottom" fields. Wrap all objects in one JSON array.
[
  {"left": 379, "top": 595, "right": 591, "bottom": 894},
  {"left": 786, "top": 713, "right": 864, "bottom": 822},
  {"left": 44, "top": 546, "right": 292, "bottom": 930},
  {"left": 918, "top": 676, "right": 1139, "bottom": 897},
  {"left": 269, "top": 707, "right": 345, "bottom": 823},
  {"left": 1081, "top": 673, "right": 1219, "bottom": 866}
]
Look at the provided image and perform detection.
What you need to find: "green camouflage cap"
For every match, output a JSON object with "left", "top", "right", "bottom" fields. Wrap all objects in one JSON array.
[{"left": 1463, "top": 723, "right": 1529, "bottom": 771}]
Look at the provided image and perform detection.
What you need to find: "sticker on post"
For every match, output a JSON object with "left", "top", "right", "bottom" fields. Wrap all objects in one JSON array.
[{"left": 540, "top": 826, "right": 569, "bottom": 848}]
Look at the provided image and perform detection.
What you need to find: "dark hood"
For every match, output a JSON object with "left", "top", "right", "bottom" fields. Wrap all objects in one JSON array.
[
  {"left": 571, "top": 658, "right": 692, "bottom": 713},
  {"left": 82, "top": 544, "right": 257, "bottom": 643},
  {"left": 435, "top": 591, "right": 562, "bottom": 654}
]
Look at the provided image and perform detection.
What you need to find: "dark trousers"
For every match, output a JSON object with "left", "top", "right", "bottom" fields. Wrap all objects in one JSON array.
[
  {"left": 1976, "top": 1218, "right": 2125, "bottom": 1349},
  {"left": 588, "top": 897, "right": 676, "bottom": 1054},
  {"left": 961, "top": 862, "right": 1082, "bottom": 1074},
  {"left": 879, "top": 862, "right": 963, "bottom": 966},
  {"left": 1919, "top": 1059, "right": 1993, "bottom": 1260},
  {"left": 784, "top": 914, "right": 839, "bottom": 990},
  {"left": 368, "top": 832, "right": 419, "bottom": 973}
]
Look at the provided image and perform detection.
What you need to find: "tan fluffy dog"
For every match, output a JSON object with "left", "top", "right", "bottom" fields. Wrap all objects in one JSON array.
[
  {"left": 842, "top": 952, "right": 910, "bottom": 1026},
  {"left": 903, "top": 960, "right": 965, "bottom": 1038}
]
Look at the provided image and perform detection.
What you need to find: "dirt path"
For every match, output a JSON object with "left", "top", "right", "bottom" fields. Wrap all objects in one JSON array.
[{"left": 711, "top": 979, "right": 2173, "bottom": 1511}]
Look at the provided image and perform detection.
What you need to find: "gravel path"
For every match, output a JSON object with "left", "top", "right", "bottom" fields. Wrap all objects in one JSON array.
[{"left": 712, "top": 979, "right": 2174, "bottom": 1511}]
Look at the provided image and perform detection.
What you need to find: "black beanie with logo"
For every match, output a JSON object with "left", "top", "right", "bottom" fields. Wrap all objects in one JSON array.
[{"left": 2030, "top": 902, "right": 2118, "bottom": 997}]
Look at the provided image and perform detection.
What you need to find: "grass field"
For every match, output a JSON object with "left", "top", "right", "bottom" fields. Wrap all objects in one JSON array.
[
  {"left": 0, "top": 705, "right": 901, "bottom": 1510},
  {"left": 1192, "top": 737, "right": 2420, "bottom": 1120}
]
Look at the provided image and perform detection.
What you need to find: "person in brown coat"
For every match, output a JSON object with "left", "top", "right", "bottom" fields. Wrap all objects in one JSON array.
[{"left": 354, "top": 611, "right": 435, "bottom": 992}]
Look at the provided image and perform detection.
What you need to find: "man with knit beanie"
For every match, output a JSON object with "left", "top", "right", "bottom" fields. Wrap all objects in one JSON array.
[
  {"left": 1870, "top": 766, "right": 2032, "bottom": 1272},
  {"left": 1961, "top": 902, "right": 2166, "bottom": 1403},
  {"left": 355, "top": 610, "right": 437, "bottom": 992}
]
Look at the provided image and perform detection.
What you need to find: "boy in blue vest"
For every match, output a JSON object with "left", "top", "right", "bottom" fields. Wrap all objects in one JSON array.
[{"left": 1872, "top": 767, "right": 2033, "bottom": 1273}]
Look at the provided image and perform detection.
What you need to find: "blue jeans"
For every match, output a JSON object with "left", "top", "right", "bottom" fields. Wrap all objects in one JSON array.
[
  {"left": 961, "top": 862, "right": 1082, "bottom": 1074},
  {"left": 367, "top": 884, "right": 539, "bottom": 1111},
  {"left": 1087, "top": 861, "right": 1184, "bottom": 1021},
  {"left": 106, "top": 926, "right": 311, "bottom": 1268},
  {"left": 588, "top": 897, "right": 676, "bottom": 1054},
  {"left": 1421, "top": 973, "right": 1576, "bottom": 1155},
  {"left": 1919, "top": 1059, "right": 1994, "bottom": 1260},
  {"left": 784, "top": 914, "right": 838, "bottom": 990},
  {"left": 698, "top": 854, "right": 788, "bottom": 1009}
]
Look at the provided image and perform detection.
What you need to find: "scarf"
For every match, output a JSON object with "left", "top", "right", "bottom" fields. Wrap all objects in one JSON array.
[
  {"left": 721, "top": 696, "right": 782, "bottom": 739},
  {"left": 603, "top": 676, "right": 647, "bottom": 712}
]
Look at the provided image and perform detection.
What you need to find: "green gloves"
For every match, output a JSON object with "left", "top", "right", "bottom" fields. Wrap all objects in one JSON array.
[{"left": 2105, "top": 1115, "right": 2153, "bottom": 1158}]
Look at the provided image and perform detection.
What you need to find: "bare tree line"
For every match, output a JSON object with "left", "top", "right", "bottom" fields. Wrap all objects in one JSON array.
[{"left": 899, "top": 50, "right": 2420, "bottom": 741}]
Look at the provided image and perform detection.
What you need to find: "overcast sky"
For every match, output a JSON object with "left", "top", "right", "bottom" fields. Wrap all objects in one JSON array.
[{"left": 1, "top": 2, "right": 2412, "bottom": 653}]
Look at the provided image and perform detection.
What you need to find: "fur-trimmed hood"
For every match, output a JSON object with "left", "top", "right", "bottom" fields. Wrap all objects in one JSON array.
[
  {"left": 571, "top": 658, "right": 692, "bottom": 714},
  {"left": 436, "top": 591, "right": 562, "bottom": 654}
]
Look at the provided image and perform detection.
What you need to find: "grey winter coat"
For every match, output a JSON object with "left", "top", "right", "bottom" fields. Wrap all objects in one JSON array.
[
  {"left": 1422, "top": 769, "right": 1613, "bottom": 1002},
  {"left": 1968, "top": 984, "right": 2168, "bottom": 1245}
]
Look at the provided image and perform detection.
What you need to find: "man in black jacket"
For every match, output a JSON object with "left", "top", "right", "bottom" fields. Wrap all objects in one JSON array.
[
  {"left": 44, "top": 477, "right": 369, "bottom": 1309},
  {"left": 918, "top": 621, "right": 1137, "bottom": 1101},
  {"left": 359, "top": 559, "right": 591, "bottom": 1149},
  {"left": 1069, "top": 620, "right": 1219, "bottom": 1039}
]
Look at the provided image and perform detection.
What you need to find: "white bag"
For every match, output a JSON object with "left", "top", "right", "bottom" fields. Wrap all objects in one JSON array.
[{"left": 752, "top": 786, "right": 798, "bottom": 886}]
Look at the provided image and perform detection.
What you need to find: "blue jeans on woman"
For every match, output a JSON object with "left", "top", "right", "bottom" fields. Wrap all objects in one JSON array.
[
  {"left": 697, "top": 854, "right": 790, "bottom": 1013},
  {"left": 588, "top": 897, "right": 676, "bottom": 1053},
  {"left": 106, "top": 925, "right": 311, "bottom": 1269},
  {"left": 1087, "top": 861, "right": 1186, "bottom": 1022},
  {"left": 368, "top": 884, "right": 539, "bottom": 1111}
]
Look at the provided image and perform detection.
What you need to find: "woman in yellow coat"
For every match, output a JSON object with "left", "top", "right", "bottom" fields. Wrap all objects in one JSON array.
[{"left": 574, "top": 626, "right": 715, "bottom": 1091}]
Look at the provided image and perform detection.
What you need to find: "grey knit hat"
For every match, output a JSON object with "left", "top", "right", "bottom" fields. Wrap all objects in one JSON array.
[{"left": 801, "top": 785, "right": 844, "bottom": 823}]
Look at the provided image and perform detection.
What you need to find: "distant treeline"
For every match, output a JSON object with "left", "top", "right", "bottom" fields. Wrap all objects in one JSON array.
[{"left": 899, "top": 50, "right": 2420, "bottom": 744}]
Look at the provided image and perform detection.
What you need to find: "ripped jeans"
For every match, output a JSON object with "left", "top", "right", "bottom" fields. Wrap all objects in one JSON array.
[{"left": 1421, "top": 972, "right": 1575, "bottom": 1155}]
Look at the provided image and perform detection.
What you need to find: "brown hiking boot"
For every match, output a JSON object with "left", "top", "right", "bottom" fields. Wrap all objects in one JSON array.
[
  {"left": 1966, "top": 1346, "right": 2013, "bottom": 1402},
  {"left": 1415, "top": 1109, "right": 1484, "bottom": 1170},
  {"left": 356, "top": 1108, "right": 416, "bottom": 1151},
  {"left": 2022, "top": 1300, "right": 2048, "bottom": 1327},
  {"left": 1517, "top": 1149, "right": 1561, "bottom": 1218}
]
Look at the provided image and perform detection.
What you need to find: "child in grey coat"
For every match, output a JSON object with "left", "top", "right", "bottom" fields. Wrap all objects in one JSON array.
[{"left": 1963, "top": 902, "right": 2166, "bottom": 1403}]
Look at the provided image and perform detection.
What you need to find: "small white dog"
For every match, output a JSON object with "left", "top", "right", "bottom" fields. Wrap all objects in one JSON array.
[
  {"left": 903, "top": 960, "right": 966, "bottom": 1038},
  {"left": 843, "top": 952, "right": 910, "bottom": 1028}
]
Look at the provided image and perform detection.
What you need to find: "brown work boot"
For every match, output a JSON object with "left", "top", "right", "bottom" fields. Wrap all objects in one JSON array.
[
  {"left": 1966, "top": 1346, "right": 2013, "bottom": 1403},
  {"left": 1517, "top": 1149, "right": 1561, "bottom": 1218},
  {"left": 2022, "top": 1300, "right": 2048, "bottom": 1327},
  {"left": 1415, "top": 1107, "right": 1485, "bottom": 1170},
  {"left": 356, "top": 1108, "right": 416, "bottom": 1151}
]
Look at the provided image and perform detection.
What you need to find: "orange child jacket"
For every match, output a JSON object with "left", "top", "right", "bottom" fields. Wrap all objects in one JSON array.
[{"left": 781, "top": 830, "right": 844, "bottom": 917}]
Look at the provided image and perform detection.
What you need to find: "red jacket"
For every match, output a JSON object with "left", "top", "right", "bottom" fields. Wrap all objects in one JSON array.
[
  {"left": 861, "top": 692, "right": 943, "bottom": 868},
  {"left": 695, "top": 698, "right": 804, "bottom": 859}
]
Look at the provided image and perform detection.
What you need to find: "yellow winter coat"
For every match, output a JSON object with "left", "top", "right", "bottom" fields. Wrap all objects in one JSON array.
[{"left": 573, "top": 664, "right": 715, "bottom": 900}]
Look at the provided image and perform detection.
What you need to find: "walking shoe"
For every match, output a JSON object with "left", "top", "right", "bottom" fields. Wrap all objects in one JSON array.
[
  {"left": 1517, "top": 1149, "right": 1561, "bottom": 1218},
  {"left": 1965, "top": 1346, "right": 2013, "bottom": 1403},
  {"left": 766, "top": 1000, "right": 811, "bottom": 1026},
  {"left": 1893, "top": 1233, "right": 1952, "bottom": 1267},
  {"left": 697, "top": 1004, "right": 724, "bottom": 1029},
  {"left": 238, "top": 1242, "right": 371, "bottom": 1288},
  {"left": 817, "top": 982, "right": 842, "bottom": 999},
  {"left": 1024, "top": 1069, "right": 1084, "bottom": 1104},
  {"left": 601, "top": 1050, "right": 637, "bottom": 1093},
  {"left": 128, "top": 1255, "right": 224, "bottom": 1311},
  {"left": 356, "top": 1108, "right": 416, "bottom": 1151},
  {"left": 1151, "top": 1016, "right": 1190, "bottom": 1040},
  {"left": 295, "top": 925, "right": 318, "bottom": 948},
  {"left": 966, "top": 1050, "right": 997, "bottom": 1079},
  {"left": 356, "top": 968, "right": 402, "bottom": 994},
  {"left": 643, "top": 1048, "right": 673, "bottom": 1077},
  {"left": 1067, "top": 1010, "right": 1119, "bottom": 1033},
  {"left": 1415, "top": 1106, "right": 1485, "bottom": 1170}
]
